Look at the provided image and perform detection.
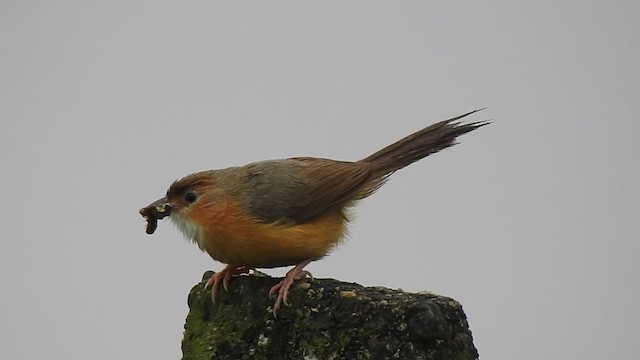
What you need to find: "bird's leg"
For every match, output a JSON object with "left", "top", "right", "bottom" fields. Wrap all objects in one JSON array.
[
  {"left": 204, "top": 265, "right": 252, "bottom": 303},
  {"left": 268, "top": 259, "right": 313, "bottom": 316}
]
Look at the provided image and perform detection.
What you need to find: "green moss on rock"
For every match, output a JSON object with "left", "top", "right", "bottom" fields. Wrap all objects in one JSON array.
[{"left": 182, "top": 273, "right": 478, "bottom": 360}]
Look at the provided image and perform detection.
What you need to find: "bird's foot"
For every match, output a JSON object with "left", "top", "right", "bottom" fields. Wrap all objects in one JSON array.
[
  {"left": 204, "top": 265, "right": 252, "bottom": 303},
  {"left": 268, "top": 259, "right": 313, "bottom": 317}
]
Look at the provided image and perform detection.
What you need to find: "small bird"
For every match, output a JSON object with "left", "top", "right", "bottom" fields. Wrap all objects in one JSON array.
[{"left": 140, "top": 110, "right": 488, "bottom": 316}]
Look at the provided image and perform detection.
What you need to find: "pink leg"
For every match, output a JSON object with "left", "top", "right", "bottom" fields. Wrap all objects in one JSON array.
[
  {"left": 268, "top": 259, "right": 313, "bottom": 317},
  {"left": 204, "top": 265, "right": 252, "bottom": 303}
]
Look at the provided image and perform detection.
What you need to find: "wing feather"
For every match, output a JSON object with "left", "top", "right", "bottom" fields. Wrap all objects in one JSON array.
[{"left": 239, "top": 158, "right": 373, "bottom": 224}]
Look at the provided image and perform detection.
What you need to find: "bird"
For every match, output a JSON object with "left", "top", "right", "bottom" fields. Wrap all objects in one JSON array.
[{"left": 139, "top": 109, "right": 488, "bottom": 316}]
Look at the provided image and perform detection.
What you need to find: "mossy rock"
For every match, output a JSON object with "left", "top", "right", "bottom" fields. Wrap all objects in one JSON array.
[{"left": 182, "top": 273, "right": 478, "bottom": 360}]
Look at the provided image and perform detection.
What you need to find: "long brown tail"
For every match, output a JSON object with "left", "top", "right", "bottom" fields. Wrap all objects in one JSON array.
[{"left": 359, "top": 109, "right": 489, "bottom": 179}]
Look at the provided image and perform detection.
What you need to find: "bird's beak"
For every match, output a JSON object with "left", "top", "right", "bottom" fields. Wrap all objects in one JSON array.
[{"left": 139, "top": 197, "right": 172, "bottom": 234}]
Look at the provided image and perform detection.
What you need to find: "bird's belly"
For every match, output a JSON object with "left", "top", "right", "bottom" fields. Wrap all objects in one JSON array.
[{"left": 191, "top": 202, "right": 348, "bottom": 268}]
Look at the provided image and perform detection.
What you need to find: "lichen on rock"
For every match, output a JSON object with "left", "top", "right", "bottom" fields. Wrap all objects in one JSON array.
[{"left": 182, "top": 273, "right": 478, "bottom": 360}]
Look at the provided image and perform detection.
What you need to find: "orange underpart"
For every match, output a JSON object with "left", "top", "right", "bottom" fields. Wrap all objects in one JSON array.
[{"left": 186, "top": 198, "right": 347, "bottom": 268}]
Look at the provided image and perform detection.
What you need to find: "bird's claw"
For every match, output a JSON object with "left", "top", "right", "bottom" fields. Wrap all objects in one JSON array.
[
  {"left": 268, "top": 260, "right": 313, "bottom": 317},
  {"left": 203, "top": 265, "right": 252, "bottom": 303}
]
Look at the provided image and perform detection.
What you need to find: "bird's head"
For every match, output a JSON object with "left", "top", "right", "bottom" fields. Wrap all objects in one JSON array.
[{"left": 139, "top": 171, "right": 217, "bottom": 242}]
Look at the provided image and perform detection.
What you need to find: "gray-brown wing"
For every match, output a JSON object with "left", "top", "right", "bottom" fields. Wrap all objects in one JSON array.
[{"left": 239, "top": 158, "right": 373, "bottom": 224}]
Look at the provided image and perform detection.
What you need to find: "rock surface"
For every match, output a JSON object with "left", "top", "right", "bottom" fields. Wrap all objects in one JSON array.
[{"left": 182, "top": 272, "right": 478, "bottom": 360}]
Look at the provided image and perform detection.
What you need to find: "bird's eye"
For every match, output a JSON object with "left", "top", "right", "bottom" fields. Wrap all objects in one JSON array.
[{"left": 184, "top": 191, "right": 198, "bottom": 204}]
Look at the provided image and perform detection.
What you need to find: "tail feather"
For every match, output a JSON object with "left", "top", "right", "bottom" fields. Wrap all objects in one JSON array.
[{"left": 359, "top": 109, "right": 489, "bottom": 179}]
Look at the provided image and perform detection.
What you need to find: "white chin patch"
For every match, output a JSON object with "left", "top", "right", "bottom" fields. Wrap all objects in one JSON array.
[{"left": 170, "top": 214, "right": 206, "bottom": 249}]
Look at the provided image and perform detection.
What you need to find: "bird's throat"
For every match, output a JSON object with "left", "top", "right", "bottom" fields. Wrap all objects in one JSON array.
[{"left": 170, "top": 214, "right": 207, "bottom": 250}]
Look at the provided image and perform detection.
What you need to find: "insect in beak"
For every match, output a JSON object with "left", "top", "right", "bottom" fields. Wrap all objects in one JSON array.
[{"left": 139, "top": 197, "right": 172, "bottom": 234}]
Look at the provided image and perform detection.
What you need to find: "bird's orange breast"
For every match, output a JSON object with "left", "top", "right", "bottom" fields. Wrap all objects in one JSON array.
[{"left": 185, "top": 198, "right": 348, "bottom": 268}]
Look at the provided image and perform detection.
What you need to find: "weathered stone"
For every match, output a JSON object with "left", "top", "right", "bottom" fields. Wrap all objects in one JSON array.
[{"left": 182, "top": 274, "right": 478, "bottom": 360}]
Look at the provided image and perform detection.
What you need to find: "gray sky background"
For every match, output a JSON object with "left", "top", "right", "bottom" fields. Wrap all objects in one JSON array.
[{"left": 2, "top": 1, "right": 638, "bottom": 359}]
